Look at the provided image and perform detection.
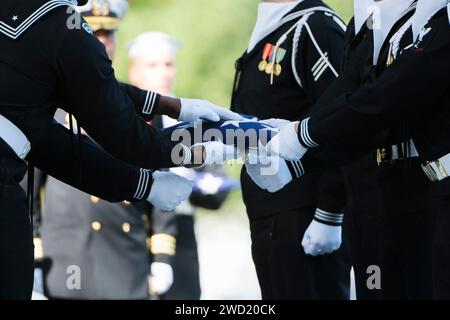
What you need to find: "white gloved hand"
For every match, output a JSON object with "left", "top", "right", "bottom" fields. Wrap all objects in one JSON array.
[
  {"left": 195, "top": 141, "right": 242, "bottom": 166},
  {"left": 147, "top": 171, "right": 194, "bottom": 211},
  {"left": 245, "top": 153, "right": 292, "bottom": 193},
  {"left": 179, "top": 98, "right": 244, "bottom": 122},
  {"left": 260, "top": 118, "right": 290, "bottom": 128},
  {"left": 265, "top": 121, "right": 307, "bottom": 161},
  {"left": 149, "top": 262, "right": 174, "bottom": 296},
  {"left": 302, "top": 217, "right": 342, "bottom": 256}
]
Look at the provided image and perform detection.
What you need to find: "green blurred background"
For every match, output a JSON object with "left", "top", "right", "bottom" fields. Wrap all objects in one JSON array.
[{"left": 114, "top": 0, "right": 354, "bottom": 213}]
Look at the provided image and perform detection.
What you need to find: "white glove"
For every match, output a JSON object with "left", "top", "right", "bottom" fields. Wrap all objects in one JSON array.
[
  {"left": 195, "top": 141, "right": 242, "bottom": 166},
  {"left": 149, "top": 262, "right": 174, "bottom": 296},
  {"left": 147, "top": 171, "right": 194, "bottom": 211},
  {"left": 260, "top": 118, "right": 290, "bottom": 128},
  {"left": 245, "top": 153, "right": 292, "bottom": 193},
  {"left": 179, "top": 98, "right": 244, "bottom": 122},
  {"left": 265, "top": 121, "right": 307, "bottom": 161},
  {"left": 302, "top": 218, "right": 342, "bottom": 256}
]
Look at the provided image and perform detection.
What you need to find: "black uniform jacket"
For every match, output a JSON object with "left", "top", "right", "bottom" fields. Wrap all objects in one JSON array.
[
  {"left": 306, "top": 7, "right": 450, "bottom": 164},
  {"left": 0, "top": 0, "right": 181, "bottom": 202},
  {"left": 231, "top": 0, "right": 347, "bottom": 217}
]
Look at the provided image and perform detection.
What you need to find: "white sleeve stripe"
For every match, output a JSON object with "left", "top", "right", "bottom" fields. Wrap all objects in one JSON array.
[
  {"left": 141, "top": 170, "right": 151, "bottom": 199},
  {"left": 148, "top": 92, "right": 157, "bottom": 115},
  {"left": 291, "top": 161, "right": 300, "bottom": 178},
  {"left": 316, "top": 208, "right": 344, "bottom": 219},
  {"left": 180, "top": 144, "right": 192, "bottom": 166},
  {"left": 298, "top": 161, "right": 305, "bottom": 175},
  {"left": 143, "top": 92, "right": 157, "bottom": 115},
  {"left": 315, "top": 210, "right": 344, "bottom": 223},
  {"left": 315, "top": 213, "right": 343, "bottom": 222},
  {"left": 300, "top": 118, "right": 319, "bottom": 148},
  {"left": 315, "top": 214, "right": 343, "bottom": 224},
  {"left": 316, "top": 210, "right": 344, "bottom": 219},
  {"left": 133, "top": 168, "right": 145, "bottom": 199},
  {"left": 142, "top": 91, "right": 151, "bottom": 114},
  {"left": 293, "top": 161, "right": 304, "bottom": 177},
  {"left": 133, "top": 169, "right": 151, "bottom": 200}
]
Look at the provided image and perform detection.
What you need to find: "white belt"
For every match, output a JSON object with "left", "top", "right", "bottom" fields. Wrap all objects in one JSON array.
[
  {"left": 0, "top": 115, "right": 31, "bottom": 159},
  {"left": 422, "top": 153, "right": 450, "bottom": 182}
]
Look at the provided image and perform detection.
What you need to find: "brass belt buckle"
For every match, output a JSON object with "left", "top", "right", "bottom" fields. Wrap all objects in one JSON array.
[
  {"left": 376, "top": 148, "right": 387, "bottom": 166},
  {"left": 436, "top": 160, "right": 449, "bottom": 180},
  {"left": 422, "top": 162, "right": 438, "bottom": 182}
]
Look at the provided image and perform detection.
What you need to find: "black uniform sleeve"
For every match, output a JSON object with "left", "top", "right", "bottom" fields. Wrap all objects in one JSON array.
[
  {"left": 148, "top": 208, "right": 178, "bottom": 265},
  {"left": 306, "top": 38, "right": 450, "bottom": 149},
  {"left": 314, "top": 169, "right": 345, "bottom": 226},
  {"left": 26, "top": 121, "right": 153, "bottom": 203},
  {"left": 119, "top": 82, "right": 160, "bottom": 122},
  {"left": 53, "top": 26, "right": 183, "bottom": 169},
  {"left": 293, "top": 11, "right": 347, "bottom": 222}
]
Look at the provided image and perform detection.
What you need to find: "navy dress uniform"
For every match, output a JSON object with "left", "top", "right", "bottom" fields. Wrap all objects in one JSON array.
[
  {"left": 231, "top": 0, "right": 350, "bottom": 299},
  {"left": 27, "top": 1, "right": 178, "bottom": 300},
  {"left": 0, "top": 0, "right": 215, "bottom": 299},
  {"left": 254, "top": 0, "right": 436, "bottom": 299},
  {"left": 314, "top": 0, "right": 434, "bottom": 299},
  {"left": 291, "top": 0, "right": 450, "bottom": 299}
]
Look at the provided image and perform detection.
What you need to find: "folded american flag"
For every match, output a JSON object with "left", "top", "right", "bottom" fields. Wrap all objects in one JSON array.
[{"left": 162, "top": 116, "right": 279, "bottom": 151}]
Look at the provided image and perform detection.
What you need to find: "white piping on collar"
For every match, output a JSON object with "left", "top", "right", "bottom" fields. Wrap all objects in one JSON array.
[
  {"left": 247, "top": 6, "right": 338, "bottom": 55},
  {"left": 0, "top": 0, "right": 76, "bottom": 40},
  {"left": 412, "top": 0, "right": 449, "bottom": 42}
]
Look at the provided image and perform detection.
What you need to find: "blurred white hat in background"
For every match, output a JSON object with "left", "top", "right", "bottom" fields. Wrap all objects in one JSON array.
[{"left": 127, "top": 32, "right": 181, "bottom": 60}]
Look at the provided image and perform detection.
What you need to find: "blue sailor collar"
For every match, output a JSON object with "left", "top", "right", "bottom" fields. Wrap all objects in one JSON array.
[{"left": 0, "top": 0, "right": 79, "bottom": 40}]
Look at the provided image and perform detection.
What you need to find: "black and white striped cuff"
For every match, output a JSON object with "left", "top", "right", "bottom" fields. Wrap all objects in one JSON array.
[
  {"left": 286, "top": 160, "right": 305, "bottom": 179},
  {"left": 142, "top": 91, "right": 159, "bottom": 116},
  {"left": 133, "top": 168, "right": 153, "bottom": 200},
  {"left": 314, "top": 208, "right": 344, "bottom": 226},
  {"left": 179, "top": 144, "right": 192, "bottom": 167},
  {"left": 299, "top": 118, "right": 319, "bottom": 148}
]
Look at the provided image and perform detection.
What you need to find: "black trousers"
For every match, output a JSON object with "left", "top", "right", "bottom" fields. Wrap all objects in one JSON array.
[
  {"left": 249, "top": 207, "right": 351, "bottom": 300},
  {"left": 0, "top": 196, "right": 34, "bottom": 300},
  {"left": 432, "top": 193, "right": 450, "bottom": 299},
  {"left": 162, "top": 215, "right": 201, "bottom": 300},
  {"left": 378, "top": 211, "right": 433, "bottom": 299},
  {"left": 346, "top": 216, "right": 382, "bottom": 300},
  {"left": 346, "top": 211, "right": 434, "bottom": 300}
]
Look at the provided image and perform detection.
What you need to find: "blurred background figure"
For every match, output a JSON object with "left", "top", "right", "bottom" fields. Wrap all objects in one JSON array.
[
  {"left": 32, "top": 0, "right": 179, "bottom": 300},
  {"left": 128, "top": 32, "right": 234, "bottom": 300}
]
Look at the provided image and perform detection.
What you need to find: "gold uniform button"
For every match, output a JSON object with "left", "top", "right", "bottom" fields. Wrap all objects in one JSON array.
[
  {"left": 91, "top": 221, "right": 102, "bottom": 232},
  {"left": 122, "top": 223, "right": 131, "bottom": 233},
  {"left": 123, "top": 201, "right": 131, "bottom": 205}
]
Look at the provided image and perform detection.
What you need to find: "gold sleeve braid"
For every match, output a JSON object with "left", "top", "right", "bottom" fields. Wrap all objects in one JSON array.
[{"left": 147, "top": 233, "right": 176, "bottom": 256}]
